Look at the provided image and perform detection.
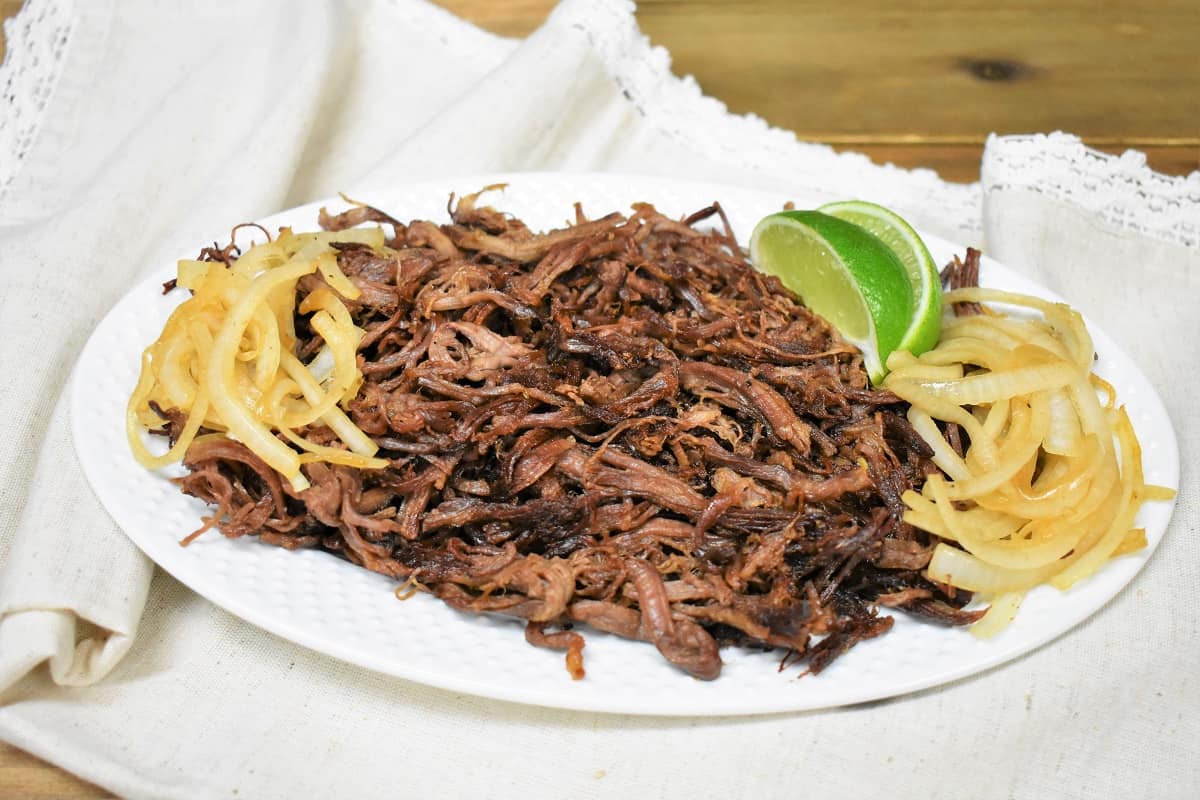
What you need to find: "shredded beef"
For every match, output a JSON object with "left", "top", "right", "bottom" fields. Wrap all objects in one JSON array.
[
  {"left": 941, "top": 247, "right": 984, "bottom": 316},
  {"left": 169, "top": 190, "right": 975, "bottom": 680}
]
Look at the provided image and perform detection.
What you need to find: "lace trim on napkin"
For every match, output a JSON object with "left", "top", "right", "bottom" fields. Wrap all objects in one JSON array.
[
  {"left": 547, "top": 0, "right": 983, "bottom": 240},
  {"left": 0, "top": 0, "right": 76, "bottom": 207},
  {"left": 983, "top": 132, "right": 1200, "bottom": 250}
]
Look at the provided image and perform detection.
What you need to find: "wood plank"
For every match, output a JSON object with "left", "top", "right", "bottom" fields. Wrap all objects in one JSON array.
[
  {"left": 634, "top": 0, "right": 1200, "bottom": 141},
  {"left": 0, "top": 0, "right": 24, "bottom": 60},
  {"left": 432, "top": 0, "right": 552, "bottom": 37},
  {"left": 430, "top": 0, "right": 1200, "bottom": 177},
  {"left": 0, "top": 742, "right": 112, "bottom": 799}
]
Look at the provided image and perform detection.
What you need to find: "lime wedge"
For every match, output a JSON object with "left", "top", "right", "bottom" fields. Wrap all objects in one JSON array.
[
  {"left": 749, "top": 210, "right": 913, "bottom": 383},
  {"left": 819, "top": 200, "right": 942, "bottom": 356}
]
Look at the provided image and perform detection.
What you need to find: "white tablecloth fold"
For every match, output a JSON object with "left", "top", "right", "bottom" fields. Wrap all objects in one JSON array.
[{"left": 1, "top": 1, "right": 1196, "bottom": 798}]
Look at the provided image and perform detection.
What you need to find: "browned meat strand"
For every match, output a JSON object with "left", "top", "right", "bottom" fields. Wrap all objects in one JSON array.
[
  {"left": 941, "top": 247, "right": 984, "bottom": 317},
  {"left": 171, "top": 190, "right": 980, "bottom": 680}
]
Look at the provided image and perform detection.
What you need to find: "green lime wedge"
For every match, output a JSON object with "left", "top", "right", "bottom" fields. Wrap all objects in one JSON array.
[
  {"left": 749, "top": 210, "right": 913, "bottom": 384},
  {"left": 819, "top": 200, "right": 942, "bottom": 356}
]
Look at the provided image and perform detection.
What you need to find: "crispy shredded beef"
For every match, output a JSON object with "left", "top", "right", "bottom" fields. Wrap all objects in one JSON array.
[
  {"left": 941, "top": 247, "right": 984, "bottom": 316},
  {"left": 169, "top": 190, "right": 980, "bottom": 680},
  {"left": 936, "top": 247, "right": 987, "bottom": 458}
]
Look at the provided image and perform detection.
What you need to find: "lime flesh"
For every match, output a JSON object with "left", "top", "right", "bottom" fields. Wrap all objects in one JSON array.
[
  {"left": 749, "top": 210, "right": 913, "bottom": 383},
  {"left": 819, "top": 200, "right": 942, "bottom": 355}
]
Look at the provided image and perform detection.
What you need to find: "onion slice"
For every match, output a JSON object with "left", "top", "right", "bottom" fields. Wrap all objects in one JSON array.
[
  {"left": 887, "top": 284, "right": 1175, "bottom": 635},
  {"left": 126, "top": 225, "right": 392, "bottom": 497}
]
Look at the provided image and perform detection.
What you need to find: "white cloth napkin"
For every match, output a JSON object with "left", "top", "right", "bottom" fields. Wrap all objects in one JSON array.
[{"left": 1, "top": 1, "right": 1196, "bottom": 798}]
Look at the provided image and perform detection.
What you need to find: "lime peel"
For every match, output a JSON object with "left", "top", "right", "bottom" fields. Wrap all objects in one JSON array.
[
  {"left": 749, "top": 210, "right": 914, "bottom": 384},
  {"left": 818, "top": 200, "right": 943, "bottom": 356}
]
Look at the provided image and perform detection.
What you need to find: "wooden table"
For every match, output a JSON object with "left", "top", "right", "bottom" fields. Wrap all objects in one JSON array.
[
  {"left": 442, "top": 0, "right": 1199, "bottom": 181},
  {"left": 0, "top": 0, "right": 1196, "bottom": 795}
]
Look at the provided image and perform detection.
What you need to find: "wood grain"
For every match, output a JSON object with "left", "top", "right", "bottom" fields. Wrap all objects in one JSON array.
[
  {"left": 0, "top": 0, "right": 1195, "bottom": 796},
  {"left": 432, "top": 0, "right": 1200, "bottom": 181},
  {"left": 0, "top": 742, "right": 112, "bottom": 798},
  {"left": 0, "top": 0, "right": 22, "bottom": 60},
  {"left": 636, "top": 0, "right": 1199, "bottom": 139}
]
